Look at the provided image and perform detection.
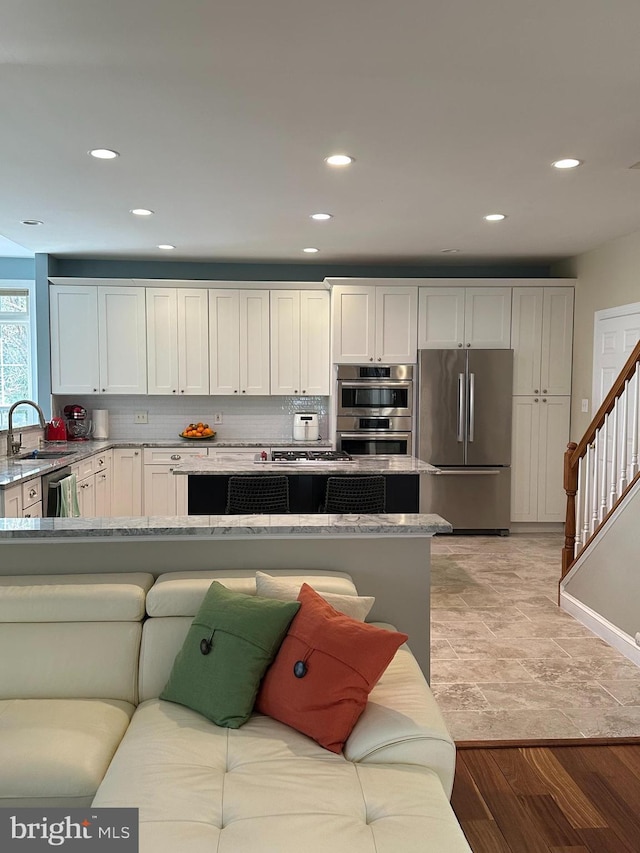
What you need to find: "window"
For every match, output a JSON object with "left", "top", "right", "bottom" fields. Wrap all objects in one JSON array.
[{"left": 0, "top": 285, "right": 36, "bottom": 430}]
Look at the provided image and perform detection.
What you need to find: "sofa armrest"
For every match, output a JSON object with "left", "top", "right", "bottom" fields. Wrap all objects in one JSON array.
[{"left": 344, "top": 632, "right": 456, "bottom": 798}]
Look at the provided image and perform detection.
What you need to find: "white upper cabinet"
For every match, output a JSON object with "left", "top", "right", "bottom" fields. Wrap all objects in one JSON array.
[
  {"left": 97, "top": 287, "right": 147, "bottom": 394},
  {"left": 512, "top": 286, "right": 573, "bottom": 395},
  {"left": 418, "top": 286, "right": 512, "bottom": 349},
  {"left": 147, "top": 288, "right": 209, "bottom": 395},
  {"left": 209, "top": 289, "right": 270, "bottom": 395},
  {"left": 50, "top": 283, "right": 146, "bottom": 394},
  {"left": 50, "top": 285, "right": 100, "bottom": 394},
  {"left": 331, "top": 284, "right": 417, "bottom": 363},
  {"left": 271, "top": 290, "right": 330, "bottom": 395}
]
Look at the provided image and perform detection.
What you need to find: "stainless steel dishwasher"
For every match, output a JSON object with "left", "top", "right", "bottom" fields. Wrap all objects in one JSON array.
[{"left": 42, "top": 466, "right": 73, "bottom": 516}]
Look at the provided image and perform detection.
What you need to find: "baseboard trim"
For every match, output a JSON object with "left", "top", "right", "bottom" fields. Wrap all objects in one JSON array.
[
  {"left": 456, "top": 736, "right": 640, "bottom": 749},
  {"left": 510, "top": 522, "right": 564, "bottom": 534},
  {"left": 560, "top": 590, "right": 640, "bottom": 667}
]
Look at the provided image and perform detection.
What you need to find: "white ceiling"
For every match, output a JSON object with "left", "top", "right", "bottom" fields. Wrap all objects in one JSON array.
[{"left": 2, "top": 0, "right": 640, "bottom": 264}]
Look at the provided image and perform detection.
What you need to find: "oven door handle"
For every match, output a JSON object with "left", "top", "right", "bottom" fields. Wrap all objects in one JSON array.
[
  {"left": 338, "top": 381, "right": 413, "bottom": 390},
  {"left": 337, "top": 432, "right": 412, "bottom": 439}
]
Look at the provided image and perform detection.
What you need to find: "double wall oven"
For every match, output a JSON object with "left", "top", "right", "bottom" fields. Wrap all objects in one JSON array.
[{"left": 335, "top": 365, "right": 413, "bottom": 456}]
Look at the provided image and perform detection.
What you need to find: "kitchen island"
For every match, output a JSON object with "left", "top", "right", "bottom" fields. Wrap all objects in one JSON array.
[
  {"left": 175, "top": 455, "right": 439, "bottom": 514},
  {"left": 0, "top": 511, "right": 450, "bottom": 678}
]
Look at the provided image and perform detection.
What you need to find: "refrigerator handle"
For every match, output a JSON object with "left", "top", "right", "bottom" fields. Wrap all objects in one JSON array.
[
  {"left": 469, "top": 372, "right": 475, "bottom": 442},
  {"left": 457, "top": 373, "right": 465, "bottom": 442}
]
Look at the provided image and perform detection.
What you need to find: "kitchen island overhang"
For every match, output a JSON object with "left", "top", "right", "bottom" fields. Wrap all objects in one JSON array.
[
  {"left": 173, "top": 455, "right": 439, "bottom": 514},
  {"left": 0, "top": 512, "right": 450, "bottom": 679}
]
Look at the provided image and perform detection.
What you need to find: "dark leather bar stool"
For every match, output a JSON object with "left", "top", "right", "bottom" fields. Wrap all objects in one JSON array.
[
  {"left": 225, "top": 475, "right": 290, "bottom": 514},
  {"left": 321, "top": 476, "right": 386, "bottom": 514}
]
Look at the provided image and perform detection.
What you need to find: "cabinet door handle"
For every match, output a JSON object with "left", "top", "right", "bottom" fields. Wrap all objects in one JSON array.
[
  {"left": 180, "top": 389, "right": 184, "bottom": 393},
  {"left": 543, "top": 388, "right": 547, "bottom": 393},
  {"left": 172, "top": 389, "right": 176, "bottom": 393},
  {"left": 542, "top": 398, "right": 547, "bottom": 403},
  {"left": 134, "top": 451, "right": 139, "bottom": 456},
  {"left": 234, "top": 390, "right": 238, "bottom": 393},
  {"left": 93, "top": 387, "right": 98, "bottom": 392},
  {"left": 466, "top": 343, "right": 471, "bottom": 348},
  {"left": 102, "top": 388, "right": 106, "bottom": 392},
  {"left": 242, "top": 390, "right": 246, "bottom": 393},
  {"left": 294, "top": 390, "right": 298, "bottom": 394},
  {"left": 302, "top": 390, "right": 306, "bottom": 394},
  {"left": 169, "top": 467, "right": 174, "bottom": 472},
  {"left": 458, "top": 343, "right": 463, "bottom": 348},
  {"left": 534, "top": 398, "right": 539, "bottom": 403},
  {"left": 24, "top": 513, "right": 31, "bottom": 517},
  {"left": 369, "top": 357, "right": 373, "bottom": 362},
  {"left": 98, "top": 458, "right": 104, "bottom": 466}
]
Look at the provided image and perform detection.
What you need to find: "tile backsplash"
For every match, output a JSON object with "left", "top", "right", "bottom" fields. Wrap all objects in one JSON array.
[{"left": 52, "top": 395, "right": 330, "bottom": 443}]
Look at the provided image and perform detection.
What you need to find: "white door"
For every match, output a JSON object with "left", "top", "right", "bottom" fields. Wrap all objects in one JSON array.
[
  {"left": 240, "top": 290, "right": 270, "bottom": 395},
  {"left": 537, "top": 396, "right": 571, "bottom": 522},
  {"left": 331, "top": 285, "right": 376, "bottom": 363},
  {"left": 49, "top": 285, "right": 100, "bottom": 394},
  {"left": 464, "top": 287, "right": 512, "bottom": 349},
  {"left": 111, "top": 448, "right": 143, "bottom": 516},
  {"left": 511, "top": 396, "right": 540, "bottom": 522},
  {"left": 300, "top": 290, "right": 330, "bottom": 395},
  {"left": 146, "top": 288, "right": 179, "bottom": 395},
  {"left": 592, "top": 304, "right": 640, "bottom": 411},
  {"left": 417, "top": 287, "right": 465, "bottom": 349},
  {"left": 270, "top": 290, "right": 301, "bottom": 395},
  {"left": 95, "top": 468, "right": 112, "bottom": 517},
  {"left": 77, "top": 474, "right": 96, "bottom": 517},
  {"left": 375, "top": 286, "right": 418, "bottom": 363},
  {"left": 143, "top": 465, "right": 177, "bottom": 515},
  {"left": 209, "top": 290, "right": 240, "bottom": 395},
  {"left": 511, "top": 288, "right": 544, "bottom": 395},
  {"left": 98, "top": 286, "right": 147, "bottom": 393},
  {"left": 178, "top": 289, "right": 209, "bottom": 395},
  {"left": 2, "top": 485, "right": 22, "bottom": 518},
  {"left": 540, "top": 287, "right": 574, "bottom": 396}
]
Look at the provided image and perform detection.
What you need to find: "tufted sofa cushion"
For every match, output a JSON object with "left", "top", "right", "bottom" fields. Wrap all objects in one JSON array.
[
  {"left": 92, "top": 699, "right": 472, "bottom": 853},
  {"left": 0, "top": 572, "right": 153, "bottom": 808}
]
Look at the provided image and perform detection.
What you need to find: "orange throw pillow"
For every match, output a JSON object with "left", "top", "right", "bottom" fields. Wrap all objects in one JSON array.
[{"left": 256, "top": 583, "right": 408, "bottom": 753}]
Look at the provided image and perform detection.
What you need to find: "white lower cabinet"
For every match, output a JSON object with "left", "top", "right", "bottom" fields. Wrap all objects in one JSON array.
[
  {"left": 143, "top": 448, "right": 204, "bottom": 515},
  {"left": 111, "top": 448, "right": 143, "bottom": 516},
  {"left": 1, "top": 478, "right": 43, "bottom": 518},
  {"left": 511, "top": 396, "right": 570, "bottom": 522},
  {"left": 72, "top": 450, "right": 112, "bottom": 517}
]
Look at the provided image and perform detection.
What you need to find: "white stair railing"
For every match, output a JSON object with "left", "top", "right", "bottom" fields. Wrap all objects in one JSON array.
[{"left": 566, "top": 351, "right": 640, "bottom": 569}]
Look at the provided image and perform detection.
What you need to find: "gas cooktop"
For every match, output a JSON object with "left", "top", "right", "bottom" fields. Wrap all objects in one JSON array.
[{"left": 270, "top": 450, "right": 353, "bottom": 462}]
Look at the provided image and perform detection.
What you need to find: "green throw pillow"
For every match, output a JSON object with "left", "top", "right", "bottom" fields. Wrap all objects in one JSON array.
[{"left": 160, "top": 581, "right": 300, "bottom": 728}]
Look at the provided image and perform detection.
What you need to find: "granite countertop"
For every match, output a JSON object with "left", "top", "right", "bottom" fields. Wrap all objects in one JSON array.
[
  {"left": 174, "top": 456, "right": 439, "bottom": 475},
  {"left": 0, "top": 512, "right": 451, "bottom": 539},
  {"left": 0, "top": 438, "right": 333, "bottom": 489}
]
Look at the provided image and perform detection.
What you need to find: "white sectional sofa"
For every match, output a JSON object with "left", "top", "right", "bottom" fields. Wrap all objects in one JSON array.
[{"left": 0, "top": 570, "right": 472, "bottom": 853}]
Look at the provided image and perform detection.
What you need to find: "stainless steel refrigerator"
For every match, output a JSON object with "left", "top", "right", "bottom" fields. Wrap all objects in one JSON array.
[{"left": 417, "top": 349, "right": 513, "bottom": 533}]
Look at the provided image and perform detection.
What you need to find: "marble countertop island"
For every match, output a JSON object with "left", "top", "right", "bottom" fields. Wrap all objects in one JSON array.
[
  {"left": 174, "top": 456, "right": 439, "bottom": 476},
  {"left": 0, "top": 512, "right": 451, "bottom": 540}
]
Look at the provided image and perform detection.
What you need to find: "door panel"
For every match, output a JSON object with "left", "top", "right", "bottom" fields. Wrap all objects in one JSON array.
[
  {"left": 417, "top": 350, "right": 465, "bottom": 465},
  {"left": 466, "top": 349, "right": 513, "bottom": 466}
]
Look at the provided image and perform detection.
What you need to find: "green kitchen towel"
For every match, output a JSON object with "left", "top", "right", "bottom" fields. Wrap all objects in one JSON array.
[{"left": 58, "top": 473, "right": 80, "bottom": 517}]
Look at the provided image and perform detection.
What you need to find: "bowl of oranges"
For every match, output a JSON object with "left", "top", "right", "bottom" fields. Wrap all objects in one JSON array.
[{"left": 180, "top": 422, "right": 216, "bottom": 440}]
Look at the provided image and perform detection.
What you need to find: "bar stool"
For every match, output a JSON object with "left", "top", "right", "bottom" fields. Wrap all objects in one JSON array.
[
  {"left": 320, "top": 476, "right": 386, "bottom": 514},
  {"left": 225, "top": 475, "right": 290, "bottom": 514}
]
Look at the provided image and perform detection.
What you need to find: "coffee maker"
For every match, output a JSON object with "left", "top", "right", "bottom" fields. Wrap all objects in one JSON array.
[{"left": 63, "top": 404, "right": 92, "bottom": 441}]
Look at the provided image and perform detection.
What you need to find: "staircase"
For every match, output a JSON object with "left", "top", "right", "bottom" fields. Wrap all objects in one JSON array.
[{"left": 560, "top": 340, "right": 640, "bottom": 661}]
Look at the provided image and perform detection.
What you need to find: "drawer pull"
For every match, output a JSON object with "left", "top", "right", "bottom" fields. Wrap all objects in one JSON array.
[
  {"left": 171, "top": 454, "right": 181, "bottom": 460},
  {"left": 29, "top": 488, "right": 37, "bottom": 498}
]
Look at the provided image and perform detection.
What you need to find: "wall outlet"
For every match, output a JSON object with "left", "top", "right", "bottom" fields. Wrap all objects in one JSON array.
[
  {"left": 213, "top": 412, "right": 223, "bottom": 425},
  {"left": 134, "top": 411, "right": 148, "bottom": 424}
]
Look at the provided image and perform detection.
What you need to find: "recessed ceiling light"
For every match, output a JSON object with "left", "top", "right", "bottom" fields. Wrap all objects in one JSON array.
[
  {"left": 303, "top": 247, "right": 319, "bottom": 253},
  {"left": 157, "top": 244, "right": 175, "bottom": 250},
  {"left": 20, "top": 219, "right": 43, "bottom": 226},
  {"left": 310, "top": 213, "right": 332, "bottom": 221},
  {"left": 552, "top": 158, "right": 582, "bottom": 169},
  {"left": 440, "top": 248, "right": 460, "bottom": 254},
  {"left": 325, "top": 154, "right": 354, "bottom": 167},
  {"left": 130, "top": 208, "right": 154, "bottom": 216},
  {"left": 483, "top": 213, "right": 507, "bottom": 222},
  {"left": 89, "top": 148, "right": 120, "bottom": 160}
]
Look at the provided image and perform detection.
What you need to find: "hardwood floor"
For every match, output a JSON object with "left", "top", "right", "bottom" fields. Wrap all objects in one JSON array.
[{"left": 451, "top": 743, "right": 640, "bottom": 852}]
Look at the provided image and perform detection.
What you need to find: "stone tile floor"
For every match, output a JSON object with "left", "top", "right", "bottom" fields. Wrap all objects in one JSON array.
[{"left": 430, "top": 532, "right": 640, "bottom": 741}]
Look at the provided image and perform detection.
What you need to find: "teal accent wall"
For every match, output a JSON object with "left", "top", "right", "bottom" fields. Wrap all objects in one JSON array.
[
  {"left": 0, "top": 258, "right": 35, "bottom": 279},
  {"left": 48, "top": 257, "right": 552, "bottom": 280}
]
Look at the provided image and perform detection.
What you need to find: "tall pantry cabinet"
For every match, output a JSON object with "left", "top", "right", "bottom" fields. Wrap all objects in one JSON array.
[{"left": 510, "top": 287, "right": 574, "bottom": 523}]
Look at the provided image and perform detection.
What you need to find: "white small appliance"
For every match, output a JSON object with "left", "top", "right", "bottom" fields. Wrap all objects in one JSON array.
[
  {"left": 93, "top": 409, "right": 109, "bottom": 439},
  {"left": 293, "top": 412, "right": 319, "bottom": 442}
]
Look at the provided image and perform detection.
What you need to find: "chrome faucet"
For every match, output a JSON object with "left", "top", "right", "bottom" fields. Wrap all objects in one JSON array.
[{"left": 6, "top": 399, "right": 47, "bottom": 457}]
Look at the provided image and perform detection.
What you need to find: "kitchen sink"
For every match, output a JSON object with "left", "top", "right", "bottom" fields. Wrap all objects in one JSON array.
[{"left": 11, "top": 450, "right": 78, "bottom": 462}]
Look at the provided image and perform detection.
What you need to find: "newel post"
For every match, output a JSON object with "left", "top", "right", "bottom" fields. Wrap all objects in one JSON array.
[{"left": 562, "top": 442, "right": 579, "bottom": 579}]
